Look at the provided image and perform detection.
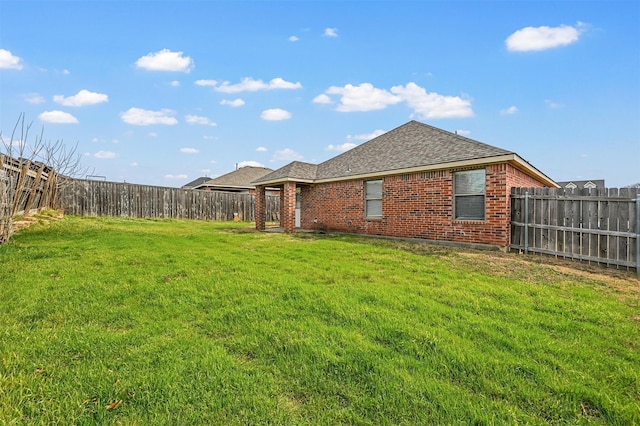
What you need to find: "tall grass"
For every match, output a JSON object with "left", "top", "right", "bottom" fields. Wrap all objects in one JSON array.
[{"left": 1, "top": 216, "right": 638, "bottom": 424}]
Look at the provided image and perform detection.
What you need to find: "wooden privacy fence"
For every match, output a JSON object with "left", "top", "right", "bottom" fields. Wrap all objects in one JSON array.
[
  {"left": 58, "top": 178, "right": 280, "bottom": 222},
  {"left": 511, "top": 187, "right": 639, "bottom": 273}
]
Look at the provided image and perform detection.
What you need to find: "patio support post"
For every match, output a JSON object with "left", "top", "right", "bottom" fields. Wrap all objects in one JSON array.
[
  {"left": 255, "top": 185, "right": 266, "bottom": 231},
  {"left": 281, "top": 181, "right": 296, "bottom": 233}
]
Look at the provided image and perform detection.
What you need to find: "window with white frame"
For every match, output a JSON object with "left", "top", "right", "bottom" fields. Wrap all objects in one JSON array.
[
  {"left": 365, "top": 179, "right": 383, "bottom": 218},
  {"left": 454, "top": 169, "right": 485, "bottom": 220}
]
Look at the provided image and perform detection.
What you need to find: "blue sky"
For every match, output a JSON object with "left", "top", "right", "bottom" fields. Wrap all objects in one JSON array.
[{"left": 1, "top": 1, "right": 638, "bottom": 187}]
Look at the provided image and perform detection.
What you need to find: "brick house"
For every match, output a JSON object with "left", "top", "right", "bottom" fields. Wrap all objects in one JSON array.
[{"left": 253, "top": 121, "right": 557, "bottom": 249}]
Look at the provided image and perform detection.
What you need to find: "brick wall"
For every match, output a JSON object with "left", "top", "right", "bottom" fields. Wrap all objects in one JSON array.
[{"left": 300, "top": 162, "right": 547, "bottom": 248}]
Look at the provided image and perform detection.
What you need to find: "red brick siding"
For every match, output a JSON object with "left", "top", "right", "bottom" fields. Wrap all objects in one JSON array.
[
  {"left": 280, "top": 181, "right": 297, "bottom": 233},
  {"left": 300, "top": 162, "right": 548, "bottom": 248},
  {"left": 255, "top": 186, "right": 266, "bottom": 231}
]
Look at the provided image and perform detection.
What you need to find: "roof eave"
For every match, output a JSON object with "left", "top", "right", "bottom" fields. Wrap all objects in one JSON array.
[
  {"left": 254, "top": 177, "right": 315, "bottom": 186},
  {"left": 314, "top": 154, "right": 558, "bottom": 187},
  {"left": 255, "top": 154, "right": 558, "bottom": 188}
]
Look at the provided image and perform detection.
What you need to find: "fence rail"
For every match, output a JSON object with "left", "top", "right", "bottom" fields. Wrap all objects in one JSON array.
[
  {"left": 58, "top": 178, "right": 280, "bottom": 222},
  {"left": 1, "top": 154, "right": 58, "bottom": 243},
  {"left": 510, "top": 187, "right": 639, "bottom": 273}
]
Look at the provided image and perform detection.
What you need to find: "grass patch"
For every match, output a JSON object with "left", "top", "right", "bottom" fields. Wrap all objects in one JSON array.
[{"left": 1, "top": 216, "right": 639, "bottom": 424}]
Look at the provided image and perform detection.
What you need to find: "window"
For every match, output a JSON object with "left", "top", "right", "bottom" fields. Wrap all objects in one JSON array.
[
  {"left": 365, "top": 180, "right": 382, "bottom": 218},
  {"left": 454, "top": 169, "right": 485, "bottom": 220}
]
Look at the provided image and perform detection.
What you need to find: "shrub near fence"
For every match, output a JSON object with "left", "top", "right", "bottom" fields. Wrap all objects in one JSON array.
[
  {"left": 58, "top": 178, "right": 280, "bottom": 222},
  {"left": 511, "top": 187, "right": 639, "bottom": 273}
]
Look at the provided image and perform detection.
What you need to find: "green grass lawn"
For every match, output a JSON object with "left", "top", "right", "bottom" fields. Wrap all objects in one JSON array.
[{"left": 1, "top": 216, "right": 638, "bottom": 425}]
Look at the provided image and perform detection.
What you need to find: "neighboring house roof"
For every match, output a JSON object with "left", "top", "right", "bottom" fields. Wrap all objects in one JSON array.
[
  {"left": 556, "top": 180, "right": 605, "bottom": 190},
  {"left": 182, "top": 176, "right": 211, "bottom": 189},
  {"left": 254, "top": 120, "right": 557, "bottom": 187},
  {"left": 196, "top": 166, "right": 274, "bottom": 191}
]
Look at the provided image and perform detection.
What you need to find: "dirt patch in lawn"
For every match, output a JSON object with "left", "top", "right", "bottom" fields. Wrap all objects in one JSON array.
[{"left": 12, "top": 210, "right": 64, "bottom": 233}]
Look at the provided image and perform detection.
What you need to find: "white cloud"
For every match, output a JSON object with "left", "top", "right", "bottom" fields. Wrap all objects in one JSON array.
[
  {"left": 180, "top": 147, "right": 199, "bottom": 154},
  {"left": 261, "top": 108, "right": 292, "bottom": 121},
  {"left": 256, "top": 146, "right": 267, "bottom": 152},
  {"left": 348, "top": 129, "right": 385, "bottom": 141},
  {"left": 545, "top": 99, "right": 563, "bottom": 109},
  {"left": 316, "top": 82, "right": 473, "bottom": 119},
  {"left": 165, "top": 174, "right": 188, "bottom": 180},
  {"left": 215, "top": 77, "right": 302, "bottom": 93},
  {"left": 237, "top": 160, "right": 265, "bottom": 168},
  {"left": 220, "top": 98, "right": 245, "bottom": 107},
  {"left": 0, "top": 49, "right": 23, "bottom": 70},
  {"left": 120, "top": 107, "right": 178, "bottom": 125},
  {"left": 390, "top": 82, "right": 474, "bottom": 119},
  {"left": 130, "top": 162, "right": 139, "bottom": 167},
  {"left": 135, "top": 49, "right": 193, "bottom": 72},
  {"left": 94, "top": 150, "right": 118, "bottom": 159},
  {"left": 506, "top": 22, "right": 586, "bottom": 52},
  {"left": 204, "top": 136, "right": 217, "bottom": 141},
  {"left": 455, "top": 129, "right": 471, "bottom": 136},
  {"left": 324, "top": 28, "right": 338, "bottom": 37},
  {"left": 289, "top": 35, "right": 299, "bottom": 42},
  {"left": 185, "top": 115, "right": 216, "bottom": 126},
  {"left": 200, "top": 168, "right": 211, "bottom": 174},
  {"left": 500, "top": 106, "right": 519, "bottom": 115},
  {"left": 195, "top": 79, "right": 217, "bottom": 87},
  {"left": 24, "top": 93, "right": 45, "bottom": 104},
  {"left": 169, "top": 80, "right": 180, "bottom": 87},
  {"left": 272, "top": 148, "right": 303, "bottom": 162},
  {"left": 53, "top": 89, "right": 108, "bottom": 106},
  {"left": 312, "top": 93, "right": 332, "bottom": 104},
  {"left": 38, "top": 110, "right": 79, "bottom": 124},
  {"left": 324, "top": 83, "right": 402, "bottom": 112},
  {"left": 326, "top": 143, "right": 356, "bottom": 152}
]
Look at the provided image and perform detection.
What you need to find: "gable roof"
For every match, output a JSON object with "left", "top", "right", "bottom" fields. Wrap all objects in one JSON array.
[
  {"left": 182, "top": 176, "right": 211, "bottom": 189},
  {"left": 556, "top": 179, "right": 605, "bottom": 190},
  {"left": 196, "top": 166, "right": 273, "bottom": 190},
  {"left": 253, "top": 120, "right": 557, "bottom": 187}
]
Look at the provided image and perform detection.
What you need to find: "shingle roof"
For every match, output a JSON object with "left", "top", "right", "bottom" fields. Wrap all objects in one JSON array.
[
  {"left": 182, "top": 176, "right": 211, "bottom": 189},
  {"left": 252, "top": 161, "right": 318, "bottom": 184},
  {"left": 315, "top": 120, "right": 512, "bottom": 180},
  {"left": 253, "top": 120, "right": 554, "bottom": 186},
  {"left": 200, "top": 166, "right": 273, "bottom": 189}
]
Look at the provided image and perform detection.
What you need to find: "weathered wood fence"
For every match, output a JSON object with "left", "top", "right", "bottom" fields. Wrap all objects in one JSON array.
[
  {"left": 0, "top": 154, "right": 58, "bottom": 214},
  {"left": 511, "top": 187, "right": 639, "bottom": 273},
  {"left": 58, "top": 178, "right": 280, "bottom": 222},
  {"left": 1, "top": 154, "right": 58, "bottom": 243}
]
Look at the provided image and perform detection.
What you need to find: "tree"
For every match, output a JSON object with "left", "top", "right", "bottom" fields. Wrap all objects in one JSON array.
[{"left": 0, "top": 114, "right": 91, "bottom": 243}]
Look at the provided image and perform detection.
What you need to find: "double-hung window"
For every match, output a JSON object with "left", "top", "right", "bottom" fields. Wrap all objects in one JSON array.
[
  {"left": 365, "top": 179, "right": 383, "bottom": 218},
  {"left": 454, "top": 169, "right": 485, "bottom": 220}
]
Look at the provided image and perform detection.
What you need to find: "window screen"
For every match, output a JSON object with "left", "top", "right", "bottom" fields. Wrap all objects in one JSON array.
[
  {"left": 454, "top": 169, "right": 485, "bottom": 220},
  {"left": 365, "top": 180, "right": 382, "bottom": 218}
]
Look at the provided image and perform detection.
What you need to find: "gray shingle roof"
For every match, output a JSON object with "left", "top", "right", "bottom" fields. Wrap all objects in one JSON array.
[
  {"left": 254, "top": 121, "right": 519, "bottom": 185},
  {"left": 182, "top": 176, "right": 211, "bottom": 189},
  {"left": 315, "top": 120, "right": 512, "bottom": 180},
  {"left": 252, "top": 161, "right": 318, "bottom": 184},
  {"left": 201, "top": 166, "right": 273, "bottom": 189}
]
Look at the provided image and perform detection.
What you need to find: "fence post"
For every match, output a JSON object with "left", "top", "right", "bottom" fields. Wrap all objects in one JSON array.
[
  {"left": 524, "top": 191, "right": 529, "bottom": 254},
  {"left": 636, "top": 195, "right": 639, "bottom": 276}
]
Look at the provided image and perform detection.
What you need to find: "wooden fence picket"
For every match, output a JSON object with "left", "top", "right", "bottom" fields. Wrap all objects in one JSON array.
[
  {"left": 58, "top": 178, "right": 279, "bottom": 223},
  {"left": 511, "top": 187, "right": 639, "bottom": 273}
]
